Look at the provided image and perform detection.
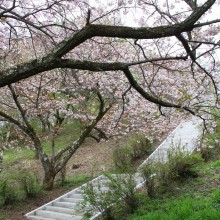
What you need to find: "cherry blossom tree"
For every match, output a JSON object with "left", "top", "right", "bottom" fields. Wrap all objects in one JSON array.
[
  {"left": 0, "top": 65, "right": 184, "bottom": 189},
  {"left": 0, "top": 0, "right": 220, "bottom": 189},
  {"left": 0, "top": 0, "right": 219, "bottom": 110}
]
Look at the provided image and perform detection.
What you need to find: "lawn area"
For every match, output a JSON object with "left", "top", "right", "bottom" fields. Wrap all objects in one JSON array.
[
  {"left": 128, "top": 158, "right": 220, "bottom": 220},
  {"left": 2, "top": 120, "right": 81, "bottom": 165}
]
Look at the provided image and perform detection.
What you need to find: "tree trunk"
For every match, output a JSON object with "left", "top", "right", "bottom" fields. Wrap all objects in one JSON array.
[
  {"left": 34, "top": 151, "right": 40, "bottom": 159},
  {"left": 0, "top": 148, "right": 3, "bottom": 172},
  {"left": 41, "top": 121, "right": 46, "bottom": 132},
  {"left": 43, "top": 168, "right": 56, "bottom": 190}
]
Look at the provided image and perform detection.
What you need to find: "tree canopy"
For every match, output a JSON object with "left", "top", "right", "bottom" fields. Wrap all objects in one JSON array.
[
  {"left": 0, "top": 0, "right": 219, "bottom": 114},
  {"left": 0, "top": 0, "right": 220, "bottom": 189}
]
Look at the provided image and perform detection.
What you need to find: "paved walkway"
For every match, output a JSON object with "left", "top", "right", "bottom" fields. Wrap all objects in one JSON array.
[{"left": 25, "top": 117, "right": 203, "bottom": 220}]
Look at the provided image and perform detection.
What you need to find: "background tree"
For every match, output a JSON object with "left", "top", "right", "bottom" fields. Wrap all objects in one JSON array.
[
  {"left": 0, "top": 0, "right": 220, "bottom": 189},
  {"left": 0, "top": 0, "right": 219, "bottom": 112},
  {"left": 0, "top": 65, "right": 185, "bottom": 189}
]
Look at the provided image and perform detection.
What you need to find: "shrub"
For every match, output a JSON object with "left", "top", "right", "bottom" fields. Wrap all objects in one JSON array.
[
  {"left": 198, "top": 143, "right": 220, "bottom": 162},
  {"left": 199, "top": 116, "right": 220, "bottom": 161},
  {"left": 113, "top": 146, "right": 132, "bottom": 172},
  {"left": 141, "top": 160, "right": 171, "bottom": 191},
  {"left": 212, "top": 159, "right": 220, "bottom": 167},
  {"left": 106, "top": 174, "right": 138, "bottom": 214},
  {"left": 0, "top": 171, "right": 42, "bottom": 207},
  {"left": 113, "top": 134, "right": 154, "bottom": 172},
  {"left": 129, "top": 134, "right": 153, "bottom": 160},
  {"left": 140, "top": 148, "right": 204, "bottom": 194},
  {"left": 80, "top": 174, "right": 139, "bottom": 220},
  {"left": 140, "top": 161, "right": 157, "bottom": 197},
  {"left": 212, "top": 189, "right": 220, "bottom": 205},
  {"left": 16, "top": 171, "right": 42, "bottom": 198},
  {"left": 80, "top": 179, "right": 119, "bottom": 220},
  {"left": 167, "top": 150, "right": 204, "bottom": 180},
  {"left": 0, "top": 179, "right": 18, "bottom": 206}
]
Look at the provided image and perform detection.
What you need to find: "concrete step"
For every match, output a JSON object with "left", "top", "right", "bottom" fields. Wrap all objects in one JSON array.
[
  {"left": 35, "top": 210, "right": 78, "bottom": 220},
  {"left": 61, "top": 197, "right": 83, "bottom": 203},
  {"left": 74, "top": 189, "right": 82, "bottom": 194},
  {"left": 44, "top": 205, "right": 76, "bottom": 215},
  {"left": 92, "top": 178, "right": 110, "bottom": 185},
  {"left": 26, "top": 216, "right": 55, "bottom": 220},
  {"left": 93, "top": 186, "right": 109, "bottom": 192},
  {"left": 67, "top": 193, "right": 83, "bottom": 199},
  {"left": 52, "top": 201, "right": 78, "bottom": 209}
]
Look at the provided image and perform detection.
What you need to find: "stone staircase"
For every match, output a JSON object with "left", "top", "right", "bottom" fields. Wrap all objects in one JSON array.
[{"left": 25, "top": 117, "right": 203, "bottom": 220}]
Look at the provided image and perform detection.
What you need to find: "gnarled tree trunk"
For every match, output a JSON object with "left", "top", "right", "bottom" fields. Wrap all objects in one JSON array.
[{"left": 43, "top": 165, "right": 56, "bottom": 190}]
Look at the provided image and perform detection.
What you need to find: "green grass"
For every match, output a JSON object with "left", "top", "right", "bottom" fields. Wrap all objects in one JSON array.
[
  {"left": 41, "top": 120, "right": 81, "bottom": 155},
  {"left": 210, "top": 159, "right": 220, "bottom": 167},
  {"left": 129, "top": 191, "right": 220, "bottom": 220},
  {"left": 3, "top": 148, "right": 35, "bottom": 165},
  {"left": 2, "top": 120, "right": 82, "bottom": 164},
  {"left": 55, "top": 174, "right": 93, "bottom": 189},
  {"left": 127, "top": 157, "right": 220, "bottom": 220}
]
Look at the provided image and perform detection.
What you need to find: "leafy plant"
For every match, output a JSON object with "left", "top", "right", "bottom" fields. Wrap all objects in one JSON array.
[
  {"left": 80, "top": 179, "right": 118, "bottom": 220},
  {"left": 113, "top": 134, "right": 154, "bottom": 172},
  {"left": 16, "top": 171, "right": 42, "bottom": 198},
  {"left": 140, "top": 161, "right": 157, "bottom": 197},
  {"left": 113, "top": 146, "right": 132, "bottom": 172},
  {"left": 140, "top": 147, "right": 203, "bottom": 194},
  {"left": 0, "top": 179, "right": 18, "bottom": 206},
  {"left": 107, "top": 174, "right": 138, "bottom": 214},
  {"left": 212, "top": 189, "right": 220, "bottom": 205},
  {"left": 167, "top": 150, "right": 204, "bottom": 180},
  {"left": 129, "top": 134, "right": 153, "bottom": 160},
  {"left": 199, "top": 116, "right": 220, "bottom": 162},
  {"left": 80, "top": 174, "right": 139, "bottom": 220},
  {"left": 212, "top": 159, "right": 220, "bottom": 167}
]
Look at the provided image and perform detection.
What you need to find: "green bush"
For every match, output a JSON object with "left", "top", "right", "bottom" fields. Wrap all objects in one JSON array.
[
  {"left": 199, "top": 116, "right": 220, "bottom": 161},
  {"left": 140, "top": 149, "right": 204, "bottom": 194},
  {"left": 16, "top": 171, "right": 42, "bottom": 198},
  {"left": 0, "top": 179, "right": 19, "bottom": 206},
  {"left": 80, "top": 174, "right": 139, "bottom": 220},
  {"left": 0, "top": 171, "right": 42, "bottom": 207},
  {"left": 106, "top": 174, "right": 138, "bottom": 214},
  {"left": 80, "top": 179, "right": 119, "bottom": 220},
  {"left": 167, "top": 150, "right": 204, "bottom": 180},
  {"left": 140, "top": 161, "right": 157, "bottom": 197},
  {"left": 212, "top": 159, "right": 220, "bottom": 167},
  {"left": 129, "top": 134, "right": 153, "bottom": 160},
  {"left": 212, "top": 189, "right": 220, "bottom": 205},
  {"left": 113, "top": 146, "right": 132, "bottom": 172},
  {"left": 199, "top": 144, "right": 220, "bottom": 162},
  {"left": 113, "top": 134, "right": 154, "bottom": 172}
]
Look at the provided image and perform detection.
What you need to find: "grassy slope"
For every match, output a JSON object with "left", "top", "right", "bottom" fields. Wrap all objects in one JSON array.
[
  {"left": 129, "top": 159, "right": 220, "bottom": 220},
  {"left": 3, "top": 120, "right": 81, "bottom": 165}
]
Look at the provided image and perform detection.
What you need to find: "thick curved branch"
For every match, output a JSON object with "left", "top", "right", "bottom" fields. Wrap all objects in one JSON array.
[
  {"left": 0, "top": 0, "right": 216, "bottom": 89},
  {"left": 176, "top": 34, "right": 196, "bottom": 61},
  {"left": 122, "top": 67, "right": 195, "bottom": 115},
  {"left": 0, "top": 56, "right": 187, "bottom": 87},
  {"left": 47, "top": 0, "right": 215, "bottom": 58}
]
